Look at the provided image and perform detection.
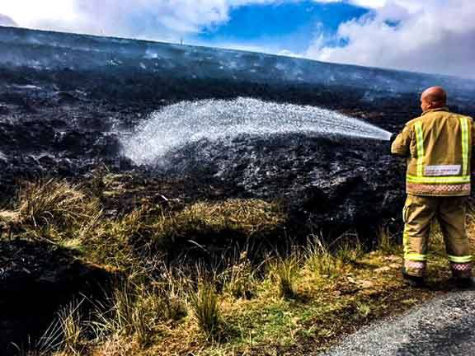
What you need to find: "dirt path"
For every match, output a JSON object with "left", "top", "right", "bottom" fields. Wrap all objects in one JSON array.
[{"left": 324, "top": 286, "right": 475, "bottom": 356}]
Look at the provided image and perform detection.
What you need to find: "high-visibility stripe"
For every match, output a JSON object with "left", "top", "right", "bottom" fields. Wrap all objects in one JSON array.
[
  {"left": 403, "top": 231, "right": 409, "bottom": 256},
  {"left": 448, "top": 255, "right": 472, "bottom": 263},
  {"left": 415, "top": 122, "right": 424, "bottom": 176},
  {"left": 408, "top": 117, "right": 471, "bottom": 186},
  {"left": 407, "top": 174, "right": 471, "bottom": 184},
  {"left": 405, "top": 253, "right": 427, "bottom": 261},
  {"left": 460, "top": 116, "right": 469, "bottom": 176}
]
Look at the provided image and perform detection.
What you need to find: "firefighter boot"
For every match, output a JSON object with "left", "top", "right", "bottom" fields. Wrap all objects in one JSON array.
[
  {"left": 450, "top": 276, "right": 475, "bottom": 289},
  {"left": 402, "top": 268, "right": 425, "bottom": 287}
]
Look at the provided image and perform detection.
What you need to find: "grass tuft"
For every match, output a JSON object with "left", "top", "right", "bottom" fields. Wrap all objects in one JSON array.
[
  {"left": 221, "top": 251, "right": 256, "bottom": 299},
  {"left": 16, "top": 178, "right": 101, "bottom": 239},
  {"left": 153, "top": 199, "right": 286, "bottom": 249},
  {"left": 33, "top": 299, "right": 86, "bottom": 355},
  {"left": 355, "top": 301, "right": 372, "bottom": 319},
  {"left": 377, "top": 226, "right": 400, "bottom": 255},
  {"left": 58, "top": 300, "right": 85, "bottom": 354},
  {"left": 305, "top": 236, "right": 339, "bottom": 278},
  {"left": 190, "top": 280, "right": 222, "bottom": 340},
  {"left": 271, "top": 256, "right": 299, "bottom": 298}
]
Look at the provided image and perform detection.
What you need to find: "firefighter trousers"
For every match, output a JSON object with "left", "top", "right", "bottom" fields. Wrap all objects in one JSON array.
[{"left": 403, "top": 194, "right": 472, "bottom": 278}]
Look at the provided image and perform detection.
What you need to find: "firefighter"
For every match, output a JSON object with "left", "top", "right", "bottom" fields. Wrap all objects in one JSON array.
[{"left": 391, "top": 86, "right": 473, "bottom": 288}]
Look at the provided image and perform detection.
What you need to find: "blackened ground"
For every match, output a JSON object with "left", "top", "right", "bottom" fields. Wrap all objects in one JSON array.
[
  {"left": 0, "top": 240, "right": 114, "bottom": 354},
  {"left": 161, "top": 134, "right": 406, "bottom": 240},
  {"left": 0, "top": 63, "right": 473, "bottom": 237},
  {"left": 1, "top": 27, "right": 475, "bottom": 355}
]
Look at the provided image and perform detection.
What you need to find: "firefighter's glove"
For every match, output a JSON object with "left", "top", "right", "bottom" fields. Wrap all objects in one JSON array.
[{"left": 389, "top": 133, "right": 397, "bottom": 144}]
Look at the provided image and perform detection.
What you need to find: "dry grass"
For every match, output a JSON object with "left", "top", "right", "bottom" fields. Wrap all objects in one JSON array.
[
  {"left": 221, "top": 251, "right": 256, "bottom": 299},
  {"left": 78, "top": 196, "right": 286, "bottom": 269},
  {"left": 303, "top": 234, "right": 358, "bottom": 278},
  {"left": 4, "top": 177, "right": 472, "bottom": 355},
  {"left": 13, "top": 179, "right": 101, "bottom": 240},
  {"left": 376, "top": 226, "right": 400, "bottom": 255},
  {"left": 270, "top": 256, "right": 300, "bottom": 298},
  {"left": 466, "top": 211, "right": 475, "bottom": 246},
  {"left": 31, "top": 299, "right": 87, "bottom": 356},
  {"left": 176, "top": 199, "right": 285, "bottom": 234},
  {"left": 189, "top": 280, "right": 222, "bottom": 340},
  {"left": 150, "top": 198, "right": 286, "bottom": 251},
  {"left": 58, "top": 300, "right": 85, "bottom": 354}
]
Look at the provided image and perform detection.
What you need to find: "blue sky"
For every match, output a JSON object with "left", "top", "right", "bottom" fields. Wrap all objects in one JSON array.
[
  {"left": 196, "top": 1, "right": 368, "bottom": 53},
  {"left": 0, "top": 1, "right": 474, "bottom": 78}
]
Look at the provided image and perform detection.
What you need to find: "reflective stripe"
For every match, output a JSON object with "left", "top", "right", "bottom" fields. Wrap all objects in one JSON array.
[
  {"left": 415, "top": 122, "right": 424, "bottom": 176},
  {"left": 401, "top": 233, "right": 427, "bottom": 263},
  {"left": 405, "top": 253, "right": 427, "bottom": 261},
  {"left": 406, "top": 182, "right": 470, "bottom": 195},
  {"left": 460, "top": 116, "right": 469, "bottom": 176},
  {"left": 410, "top": 118, "right": 471, "bottom": 184},
  {"left": 424, "top": 165, "right": 461, "bottom": 176},
  {"left": 448, "top": 255, "right": 472, "bottom": 263},
  {"left": 403, "top": 231, "right": 409, "bottom": 255},
  {"left": 407, "top": 174, "right": 471, "bottom": 184}
]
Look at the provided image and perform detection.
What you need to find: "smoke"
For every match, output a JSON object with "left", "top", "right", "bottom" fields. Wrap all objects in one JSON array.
[{"left": 306, "top": 0, "right": 475, "bottom": 78}]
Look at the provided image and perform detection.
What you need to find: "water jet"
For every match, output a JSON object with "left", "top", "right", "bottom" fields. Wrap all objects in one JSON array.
[{"left": 122, "top": 97, "right": 392, "bottom": 166}]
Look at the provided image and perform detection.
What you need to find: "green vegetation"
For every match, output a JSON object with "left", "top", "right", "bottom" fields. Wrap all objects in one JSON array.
[
  {"left": 0, "top": 175, "right": 469, "bottom": 355},
  {"left": 190, "top": 281, "right": 222, "bottom": 340},
  {"left": 271, "top": 256, "right": 299, "bottom": 298}
]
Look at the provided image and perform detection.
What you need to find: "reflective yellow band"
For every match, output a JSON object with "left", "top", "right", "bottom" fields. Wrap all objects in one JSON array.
[
  {"left": 460, "top": 116, "right": 469, "bottom": 176},
  {"left": 448, "top": 255, "right": 472, "bottom": 263},
  {"left": 403, "top": 231, "right": 409, "bottom": 255},
  {"left": 415, "top": 122, "right": 424, "bottom": 177},
  {"left": 407, "top": 174, "right": 471, "bottom": 184},
  {"left": 405, "top": 253, "right": 427, "bottom": 261}
]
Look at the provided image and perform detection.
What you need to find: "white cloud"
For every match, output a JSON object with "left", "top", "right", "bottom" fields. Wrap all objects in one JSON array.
[
  {"left": 306, "top": 0, "right": 475, "bottom": 78},
  {"left": 0, "top": 0, "right": 361, "bottom": 39},
  {"left": 348, "top": 0, "right": 387, "bottom": 9},
  {"left": 0, "top": 14, "right": 17, "bottom": 27},
  {"left": 0, "top": 1, "right": 78, "bottom": 27},
  {"left": 72, "top": 0, "right": 230, "bottom": 39},
  {"left": 310, "top": 0, "right": 388, "bottom": 9},
  {"left": 0, "top": 0, "right": 279, "bottom": 41}
]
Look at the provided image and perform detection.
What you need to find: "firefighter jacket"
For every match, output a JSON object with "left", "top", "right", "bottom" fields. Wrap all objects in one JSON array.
[{"left": 391, "top": 107, "right": 474, "bottom": 196}]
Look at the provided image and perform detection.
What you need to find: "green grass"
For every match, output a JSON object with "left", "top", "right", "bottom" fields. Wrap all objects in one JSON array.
[
  {"left": 0, "top": 176, "right": 467, "bottom": 356},
  {"left": 270, "top": 256, "right": 299, "bottom": 299},
  {"left": 190, "top": 281, "right": 222, "bottom": 341}
]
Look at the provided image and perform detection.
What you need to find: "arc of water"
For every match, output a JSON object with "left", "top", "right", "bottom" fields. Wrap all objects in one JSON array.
[{"left": 122, "top": 97, "right": 392, "bottom": 165}]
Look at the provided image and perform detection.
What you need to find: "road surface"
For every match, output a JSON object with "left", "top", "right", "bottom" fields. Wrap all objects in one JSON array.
[{"left": 324, "top": 288, "right": 475, "bottom": 356}]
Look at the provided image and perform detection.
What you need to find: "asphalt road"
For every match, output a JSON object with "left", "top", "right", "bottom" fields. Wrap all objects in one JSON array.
[{"left": 324, "top": 287, "right": 475, "bottom": 356}]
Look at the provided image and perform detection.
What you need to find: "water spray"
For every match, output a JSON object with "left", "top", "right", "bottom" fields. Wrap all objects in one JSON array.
[{"left": 122, "top": 97, "right": 392, "bottom": 165}]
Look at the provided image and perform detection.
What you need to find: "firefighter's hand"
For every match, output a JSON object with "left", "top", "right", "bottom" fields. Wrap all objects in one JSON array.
[
  {"left": 389, "top": 133, "right": 397, "bottom": 144},
  {"left": 387, "top": 133, "right": 399, "bottom": 155}
]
